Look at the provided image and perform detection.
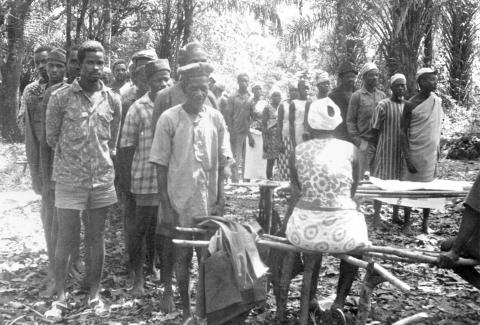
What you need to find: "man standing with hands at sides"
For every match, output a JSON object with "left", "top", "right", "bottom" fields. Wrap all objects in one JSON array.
[
  {"left": 401, "top": 68, "right": 443, "bottom": 234},
  {"left": 66, "top": 45, "right": 80, "bottom": 84},
  {"left": 347, "top": 62, "right": 386, "bottom": 179},
  {"left": 45, "top": 40, "right": 121, "bottom": 320},
  {"left": 38, "top": 48, "right": 67, "bottom": 297},
  {"left": 150, "top": 62, "right": 232, "bottom": 322},
  {"left": 225, "top": 73, "right": 255, "bottom": 183},
  {"left": 329, "top": 62, "right": 358, "bottom": 142},
  {"left": 21, "top": 45, "right": 51, "bottom": 194},
  {"left": 120, "top": 59, "right": 171, "bottom": 296}
]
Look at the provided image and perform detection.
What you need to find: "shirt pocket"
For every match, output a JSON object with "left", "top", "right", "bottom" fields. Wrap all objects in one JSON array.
[
  {"left": 96, "top": 111, "right": 113, "bottom": 140},
  {"left": 63, "top": 109, "right": 88, "bottom": 147}
]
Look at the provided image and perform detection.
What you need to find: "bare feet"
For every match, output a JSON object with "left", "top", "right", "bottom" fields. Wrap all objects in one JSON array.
[
  {"left": 146, "top": 267, "right": 160, "bottom": 281},
  {"left": 40, "top": 279, "right": 56, "bottom": 297},
  {"left": 402, "top": 225, "right": 413, "bottom": 236},
  {"left": 129, "top": 282, "right": 145, "bottom": 297}
]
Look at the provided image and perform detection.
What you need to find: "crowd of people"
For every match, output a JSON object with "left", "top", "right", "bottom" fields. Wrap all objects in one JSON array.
[{"left": 17, "top": 38, "right": 480, "bottom": 322}]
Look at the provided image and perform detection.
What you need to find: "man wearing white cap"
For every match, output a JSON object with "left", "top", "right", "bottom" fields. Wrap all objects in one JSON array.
[
  {"left": 370, "top": 73, "right": 408, "bottom": 228},
  {"left": 401, "top": 67, "right": 443, "bottom": 233},
  {"left": 346, "top": 62, "right": 386, "bottom": 178}
]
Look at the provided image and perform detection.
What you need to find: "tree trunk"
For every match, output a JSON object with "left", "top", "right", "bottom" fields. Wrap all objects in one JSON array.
[
  {"left": 0, "top": 0, "right": 34, "bottom": 142},
  {"left": 76, "top": 0, "right": 89, "bottom": 42},
  {"left": 66, "top": 0, "right": 72, "bottom": 52},
  {"left": 102, "top": 0, "right": 112, "bottom": 66},
  {"left": 182, "top": 0, "right": 194, "bottom": 45},
  {"left": 423, "top": 0, "right": 433, "bottom": 66}
]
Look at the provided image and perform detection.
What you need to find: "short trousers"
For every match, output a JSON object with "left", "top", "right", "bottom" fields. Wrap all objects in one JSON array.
[
  {"left": 55, "top": 183, "right": 117, "bottom": 210},
  {"left": 135, "top": 193, "right": 161, "bottom": 206}
]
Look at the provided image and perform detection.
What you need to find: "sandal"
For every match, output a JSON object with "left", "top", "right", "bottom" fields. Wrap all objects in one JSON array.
[
  {"left": 44, "top": 300, "right": 69, "bottom": 321},
  {"left": 88, "top": 297, "right": 109, "bottom": 317}
]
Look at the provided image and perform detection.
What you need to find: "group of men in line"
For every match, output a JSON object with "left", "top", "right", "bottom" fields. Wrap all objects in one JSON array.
[{"left": 18, "top": 37, "right": 480, "bottom": 322}]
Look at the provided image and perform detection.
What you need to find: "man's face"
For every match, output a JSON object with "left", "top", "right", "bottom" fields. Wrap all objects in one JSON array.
[
  {"left": 391, "top": 80, "right": 407, "bottom": 98},
  {"left": 67, "top": 50, "right": 80, "bottom": 79},
  {"left": 252, "top": 86, "right": 262, "bottom": 99},
  {"left": 363, "top": 69, "right": 379, "bottom": 88},
  {"left": 270, "top": 92, "right": 282, "bottom": 107},
  {"left": 34, "top": 51, "right": 49, "bottom": 81},
  {"left": 149, "top": 70, "right": 170, "bottom": 94},
  {"left": 298, "top": 81, "right": 309, "bottom": 99},
  {"left": 185, "top": 76, "right": 209, "bottom": 109},
  {"left": 80, "top": 50, "right": 104, "bottom": 82},
  {"left": 46, "top": 60, "right": 66, "bottom": 84},
  {"left": 238, "top": 76, "right": 249, "bottom": 92},
  {"left": 419, "top": 73, "right": 437, "bottom": 92},
  {"left": 133, "top": 67, "right": 148, "bottom": 94},
  {"left": 316, "top": 81, "right": 330, "bottom": 97},
  {"left": 113, "top": 63, "right": 127, "bottom": 82},
  {"left": 340, "top": 71, "right": 357, "bottom": 88}
]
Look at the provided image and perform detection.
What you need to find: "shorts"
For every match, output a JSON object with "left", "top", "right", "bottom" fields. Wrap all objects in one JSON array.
[
  {"left": 135, "top": 193, "right": 160, "bottom": 206},
  {"left": 55, "top": 183, "right": 117, "bottom": 210}
]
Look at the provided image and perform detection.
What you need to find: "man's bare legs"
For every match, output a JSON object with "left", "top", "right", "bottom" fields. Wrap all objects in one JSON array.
[{"left": 159, "top": 235, "right": 175, "bottom": 312}]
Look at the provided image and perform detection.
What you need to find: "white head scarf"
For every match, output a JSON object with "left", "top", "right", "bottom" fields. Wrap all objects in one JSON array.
[
  {"left": 307, "top": 98, "right": 342, "bottom": 131},
  {"left": 359, "top": 62, "right": 379, "bottom": 78},
  {"left": 390, "top": 73, "right": 406, "bottom": 85}
]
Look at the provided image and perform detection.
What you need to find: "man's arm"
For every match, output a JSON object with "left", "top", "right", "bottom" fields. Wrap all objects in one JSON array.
[
  {"left": 370, "top": 101, "right": 385, "bottom": 147},
  {"left": 346, "top": 92, "right": 362, "bottom": 147},
  {"left": 400, "top": 101, "right": 417, "bottom": 173},
  {"left": 118, "top": 104, "right": 140, "bottom": 192},
  {"left": 24, "top": 94, "right": 42, "bottom": 194},
  {"left": 109, "top": 93, "right": 122, "bottom": 154},
  {"left": 45, "top": 93, "right": 62, "bottom": 151},
  {"left": 351, "top": 147, "right": 361, "bottom": 198},
  {"left": 215, "top": 113, "right": 234, "bottom": 215}
]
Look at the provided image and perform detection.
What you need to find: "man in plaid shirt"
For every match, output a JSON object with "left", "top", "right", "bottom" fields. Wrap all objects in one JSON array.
[{"left": 120, "top": 59, "right": 171, "bottom": 296}]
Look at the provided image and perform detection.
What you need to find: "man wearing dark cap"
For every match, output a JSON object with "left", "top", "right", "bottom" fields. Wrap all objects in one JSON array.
[
  {"left": 150, "top": 62, "right": 232, "bottom": 320},
  {"left": 329, "top": 61, "right": 357, "bottom": 142},
  {"left": 21, "top": 45, "right": 52, "bottom": 194},
  {"left": 400, "top": 67, "right": 443, "bottom": 234},
  {"left": 110, "top": 59, "right": 128, "bottom": 93},
  {"left": 37, "top": 48, "right": 67, "bottom": 296},
  {"left": 120, "top": 59, "right": 170, "bottom": 295},
  {"left": 151, "top": 41, "right": 218, "bottom": 134},
  {"left": 117, "top": 49, "right": 157, "bottom": 280}
]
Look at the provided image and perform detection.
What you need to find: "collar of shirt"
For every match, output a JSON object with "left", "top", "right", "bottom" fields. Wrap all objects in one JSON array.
[
  {"left": 137, "top": 92, "right": 154, "bottom": 106},
  {"left": 360, "top": 85, "right": 381, "bottom": 95},
  {"left": 235, "top": 90, "right": 251, "bottom": 100},
  {"left": 71, "top": 78, "right": 108, "bottom": 94}
]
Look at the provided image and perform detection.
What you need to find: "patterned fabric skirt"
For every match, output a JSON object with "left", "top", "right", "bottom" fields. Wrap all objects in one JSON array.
[
  {"left": 262, "top": 126, "right": 282, "bottom": 160},
  {"left": 274, "top": 136, "right": 293, "bottom": 181},
  {"left": 285, "top": 206, "right": 370, "bottom": 253}
]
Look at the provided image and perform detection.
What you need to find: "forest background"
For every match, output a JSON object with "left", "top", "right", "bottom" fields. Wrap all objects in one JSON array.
[{"left": 0, "top": 0, "right": 479, "bottom": 143}]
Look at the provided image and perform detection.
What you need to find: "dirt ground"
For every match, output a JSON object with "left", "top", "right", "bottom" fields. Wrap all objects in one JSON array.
[{"left": 1, "top": 141, "right": 480, "bottom": 324}]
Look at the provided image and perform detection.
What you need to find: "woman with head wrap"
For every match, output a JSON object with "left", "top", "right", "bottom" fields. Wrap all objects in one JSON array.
[{"left": 285, "top": 99, "right": 369, "bottom": 319}]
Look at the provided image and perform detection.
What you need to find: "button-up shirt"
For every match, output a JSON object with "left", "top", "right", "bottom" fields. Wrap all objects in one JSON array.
[
  {"left": 149, "top": 105, "right": 232, "bottom": 226},
  {"left": 46, "top": 79, "right": 121, "bottom": 189},
  {"left": 346, "top": 86, "right": 386, "bottom": 147},
  {"left": 224, "top": 91, "right": 254, "bottom": 135},
  {"left": 120, "top": 93, "right": 158, "bottom": 195}
]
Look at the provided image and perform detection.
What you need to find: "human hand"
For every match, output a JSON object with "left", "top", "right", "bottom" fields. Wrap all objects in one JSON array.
[
  {"left": 359, "top": 139, "right": 369, "bottom": 151},
  {"left": 437, "top": 250, "right": 460, "bottom": 268},
  {"left": 30, "top": 84, "right": 43, "bottom": 97},
  {"left": 163, "top": 206, "right": 178, "bottom": 227},
  {"left": 211, "top": 198, "right": 225, "bottom": 216},
  {"left": 32, "top": 177, "right": 42, "bottom": 195}
]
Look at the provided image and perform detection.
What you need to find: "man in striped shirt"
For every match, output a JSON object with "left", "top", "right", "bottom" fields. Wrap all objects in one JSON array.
[{"left": 370, "top": 73, "right": 407, "bottom": 228}]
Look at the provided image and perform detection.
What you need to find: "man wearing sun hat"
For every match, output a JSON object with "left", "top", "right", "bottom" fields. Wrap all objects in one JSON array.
[
  {"left": 150, "top": 61, "right": 233, "bottom": 321},
  {"left": 120, "top": 59, "right": 171, "bottom": 296},
  {"left": 346, "top": 62, "right": 386, "bottom": 178},
  {"left": 400, "top": 67, "right": 444, "bottom": 234}
]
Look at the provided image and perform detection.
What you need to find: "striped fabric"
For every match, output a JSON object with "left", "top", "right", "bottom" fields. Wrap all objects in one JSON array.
[{"left": 370, "top": 98, "right": 404, "bottom": 180}]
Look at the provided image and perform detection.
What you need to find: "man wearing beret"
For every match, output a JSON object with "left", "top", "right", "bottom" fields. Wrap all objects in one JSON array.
[
  {"left": 120, "top": 59, "right": 171, "bottom": 295},
  {"left": 329, "top": 61, "right": 357, "bottom": 142},
  {"left": 110, "top": 59, "right": 128, "bottom": 93},
  {"left": 150, "top": 62, "right": 233, "bottom": 320}
]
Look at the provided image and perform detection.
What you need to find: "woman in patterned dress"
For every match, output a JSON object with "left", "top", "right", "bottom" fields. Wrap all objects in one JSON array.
[
  {"left": 285, "top": 98, "right": 370, "bottom": 315},
  {"left": 262, "top": 88, "right": 283, "bottom": 179}
]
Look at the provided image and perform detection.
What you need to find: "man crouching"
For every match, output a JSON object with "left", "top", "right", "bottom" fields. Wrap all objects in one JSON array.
[{"left": 149, "top": 62, "right": 232, "bottom": 321}]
